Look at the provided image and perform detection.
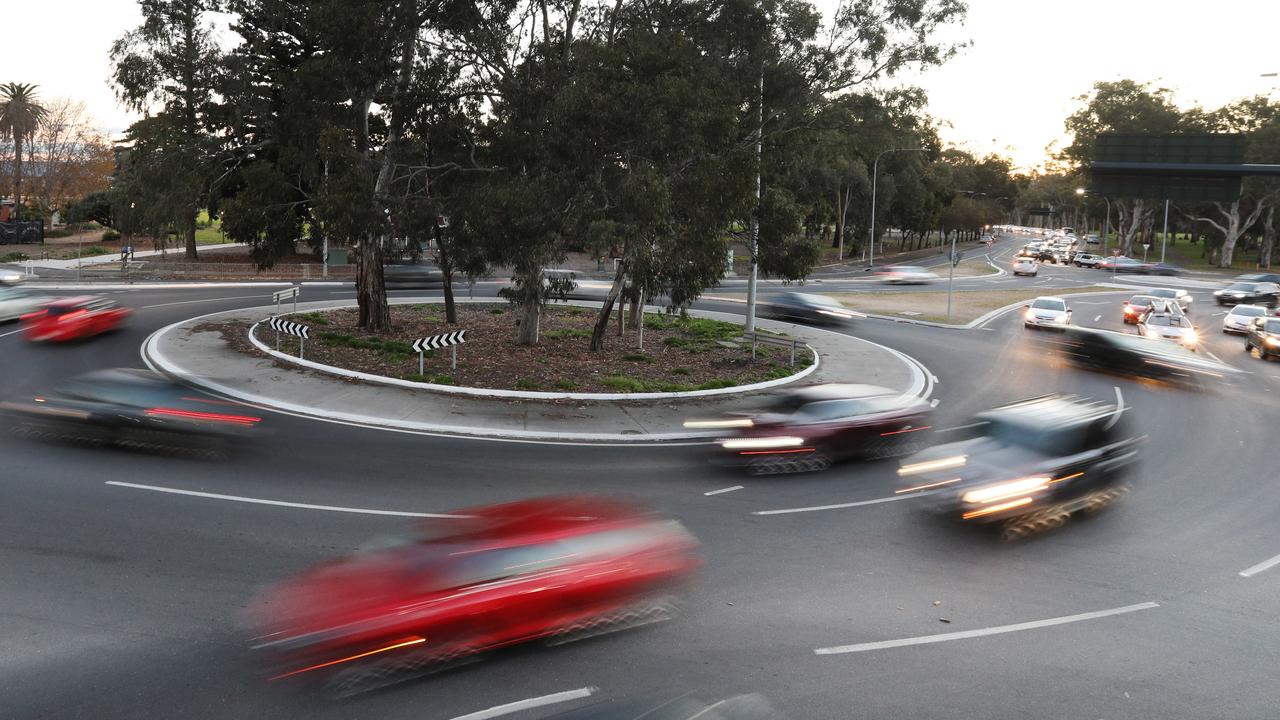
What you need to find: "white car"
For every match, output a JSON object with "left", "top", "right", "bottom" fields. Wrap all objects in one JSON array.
[
  {"left": 1138, "top": 311, "right": 1198, "bottom": 351},
  {"left": 1144, "top": 287, "right": 1193, "bottom": 313},
  {"left": 878, "top": 265, "right": 938, "bottom": 284},
  {"left": 1223, "top": 304, "right": 1270, "bottom": 333},
  {"left": 1074, "top": 253, "right": 1103, "bottom": 268},
  {"left": 1012, "top": 257, "right": 1038, "bottom": 276},
  {"left": 0, "top": 285, "right": 46, "bottom": 322},
  {"left": 1023, "top": 296, "right": 1072, "bottom": 328}
]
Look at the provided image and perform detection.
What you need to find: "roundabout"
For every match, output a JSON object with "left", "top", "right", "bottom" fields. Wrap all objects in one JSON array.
[{"left": 4, "top": 243, "right": 1280, "bottom": 720}]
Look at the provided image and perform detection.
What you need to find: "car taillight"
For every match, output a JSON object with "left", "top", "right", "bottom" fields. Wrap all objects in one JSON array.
[
  {"left": 20, "top": 310, "right": 46, "bottom": 322},
  {"left": 146, "top": 407, "right": 262, "bottom": 425}
]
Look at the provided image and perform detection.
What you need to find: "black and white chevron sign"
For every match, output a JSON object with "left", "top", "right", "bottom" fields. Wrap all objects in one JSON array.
[
  {"left": 412, "top": 330, "right": 466, "bottom": 352},
  {"left": 268, "top": 316, "right": 310, "bottom": 339}
]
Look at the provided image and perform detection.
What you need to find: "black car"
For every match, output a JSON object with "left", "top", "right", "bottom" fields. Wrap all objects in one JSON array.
[
  {"left": 1245, "top": 316, "right": 1280, "bottom": 360},
  {"left": 896, "top": 395, "right": 1143, "bottom": 541},
  {"left": 765, "top": 292, "right": 861, "bottom": 325},
  {"left": 1214, "top": 281, "right": 1280, "bottom": 307},
  {"left": 1234, "top": 273, "right": 1280, "bottom": 284},
  {"left": 1, "top": 368, "right": 262, "bottom": 455},
  {"left": 1048, "top": 326, "right": 1236, "bottom": 386},
  {"left": 383, "top": 263, "right": 445, "bottom": 288}
]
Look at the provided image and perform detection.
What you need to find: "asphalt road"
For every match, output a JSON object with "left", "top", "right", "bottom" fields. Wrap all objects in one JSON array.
[{"left": 3, "top": 258, "right": 1279, "bottom": 719}]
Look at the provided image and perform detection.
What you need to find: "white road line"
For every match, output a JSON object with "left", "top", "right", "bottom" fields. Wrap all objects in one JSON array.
[
  {"left": 929, "top": 398, "right": 940, "bottom": 407},
  {"left": 1239, "top": 552, "right": 1280, "bottom": 578},
  {"left": 753, "top": 492, "right": 928, "bottom": 516},
  {"left": 936, "top": 422, "right": 984, "bottom": 433},
  {"left": 704, "top": 485, "right": 744, "bottom": 496},
  {"left": 1094, "top": 314, "right": 1102, "bottom": 322},
  {"left": 0, "top": 327, "right": 24, "bottom": 339},
  {"left": 930, "top": 374, "right": 939, "bottom": 384},
  {"left": 449, "top": 688, "right": 597, "bottom": 720},
  {"left": 1205, "top": 349, "right": 1224, "bottom": 364},
  {"left": 814, "top": 602, "right": 1159, "bottom": 655},
  {"left": 104, "top": 481, "right": 467, "bottom": 518},
  {"left": 1212, "top": 311, "right": 1227, "bottom": 316},
  {"left": 141, "top": 294, "right": 271, "bottom": 309}
]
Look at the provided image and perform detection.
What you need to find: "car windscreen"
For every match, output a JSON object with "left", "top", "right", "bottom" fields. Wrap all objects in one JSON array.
[
  {"left": 1145, "top": 315, "right": 1188, "bottom": 328},
  {"left": 1128, "top": 296, "right": 1155, "bottom": 307},
  {"left": 46, "top": 304, "right": 88, "bottom": 316},
  {"left": 986, "top": 417, "right": 1086, "bottom": 454},
  {"left": 1231, "top": 306, "right": 1266, "bottom": 317},
  {"left": 1266, "top": 319, "right": 1280, "bottom": 334},
  {"left": 1031, "top": 299, "right": 1065, "bottom": 311},
  {"left": 1225, "top": 283, "right": 1259, "bottom": 292},
  {"left": 791, "top": 293, "right": 839, "bottom": 308}
]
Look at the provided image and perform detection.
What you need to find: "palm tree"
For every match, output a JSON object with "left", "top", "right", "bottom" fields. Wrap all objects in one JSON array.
[{"left": 0, "top": 82, "right": 49, "bottom": 215}]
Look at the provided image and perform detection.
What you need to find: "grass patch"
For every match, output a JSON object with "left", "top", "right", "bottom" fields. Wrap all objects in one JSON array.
[
  {"left": 515, "top": 378, "right": 541, "bottom": 390},
  {"left": 1, "top": 251, "right": 29, "bottom": 262},
  {"left": 317, "top": 331, "right": 416, "bottom": 357},
  {"left": 80, "top": 246, "right": 111, "bottom": 257},
  {"left": 555, "top": 379, "right": 579, "bottom": 390},
  {"left": 544, "top": 327, "right": 592, "bottom": 340},
  {"left": 671, "top": 367, "right": 691, "bottom": 375},
  {"left": 622, "top": 353, "right": 652, "bottom": 362},
  {"left": 297, "top": 311, "right": 330, "bottom": 325}
]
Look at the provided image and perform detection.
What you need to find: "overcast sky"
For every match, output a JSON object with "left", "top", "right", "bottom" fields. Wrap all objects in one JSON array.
[{"left": 4, "top": 0, "right": 1277, "bottom": 171}]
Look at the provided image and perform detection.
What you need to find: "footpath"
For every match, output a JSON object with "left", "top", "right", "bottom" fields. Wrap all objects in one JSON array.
[{"left": 143, "top": 298, "right": 933, "bottom": 443}]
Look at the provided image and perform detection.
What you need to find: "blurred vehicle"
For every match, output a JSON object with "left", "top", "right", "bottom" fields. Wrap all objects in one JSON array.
[
  {"left": 551, "top": 693, "right": 782, "bottom": 720},
  {"left": 897, "top": 394, "right": 1141, "bottom": 541},
  {"left": 1018, "top": 244, "right": 1038, "bottom": 258},
  {"left": 1099, "top": 257, "right": 1181, "bottom": 275},
  {"left": 1, "top": 268, "right": 25, "bottom": 284},
  {"left": 1222, "top": 304, "right": 1269, "bottom": 333},
  {"left": 22, "top": 296, "right": 130, "bottom": 342},
  {"left": 1137, "top": 310, "right": 1198, "bottom": 351},
  {"left": 1234, "top": 272, "right": 1280, "bottom": 284},
  {"left": 1143, "top": 287, "right": 1193, "bottom": 312},
  {"left": 690, "top": 384, "right": 933, "bottom": 475},
  {"left": 1073, "top": 253, "right": 1103, "bottom": 268},
  {"left": 1214, "top": 281, "right": 1279, "bottom": 307},
  {"left": 0, "top": 284, "right": 46, "bottom": 322},
  {"left": 1122, "top": 295, "right": 1163, "bottom": 324},
  {"left": 249, "top": 495, "right": 700, "bottom": 695},
  {"left": 1, "top": 368, "right": 261, "bottom": 455},
  {"left": 1050, "top": 249, "right": 1073, "bottom": 265},
  {"left": 1011, "top": 257, "right": 1038, "bottom": 276},
  {"left": 1049, "top": 326, "right": 1238, "bottom": 385},
  {"left": 766, "top": 292, "right": 862, "bottom": 325},
  {"left": 1023, "top": 296, "right": 1072, "bottom": 329},
  {"left": 383, "top": 262, "right": 444, "bottom": 288},
  {"left": 877, "top": 265, "right": 938, "bottom": 284},
  {"left": 1085, "top": 234, "right": 1100, "bottom": 245},
  {"left": 1035, "top": 247, "right": 1058, "bottom": 263},
  {"left": 1245, "top": 316, "right": 1280, "bottom": 360}
]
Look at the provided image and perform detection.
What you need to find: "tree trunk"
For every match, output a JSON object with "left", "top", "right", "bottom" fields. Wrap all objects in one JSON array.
[
  {"left": 517, "top": 290, "right": 540, "bottom": 345},
  {"left": 590, "top": 259, "right": 627, "bottom": 351},
  {"left": 1262, "top": 206, "right": 1275, "bottom": 268},
  {"left": 628, "top": 290, "right": 642, "bottom": 326},
  {"left": 183, "top": 206, "right": 198, "bottom": 260},
  {"left": 13, "top": 133, "right": 23, "bottom": 211},
  {"left": 832, "top": 187, "right": 843, "bottom": 250},
  {"left": 357, "top": 240, "right": 390, "bottom": 329}
]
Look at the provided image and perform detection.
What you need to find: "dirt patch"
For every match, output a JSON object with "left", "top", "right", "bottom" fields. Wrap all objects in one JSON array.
[
  {"left": 827, "top": 286, "right": 1123, "bottom": 323},
  {"left": 207, "top": 304, "right": 812, "bottom": 393}
]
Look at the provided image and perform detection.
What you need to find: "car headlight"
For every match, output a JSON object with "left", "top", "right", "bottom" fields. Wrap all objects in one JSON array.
[
  {"left": 961, "top": 476, "right": 1051, "bottom": 504},
  {"left": 720, "top": 436, "right": 805, "bottom": 450},
  {"left": 1024, "top": 309, "right": 1036, "bottom": 321},
  {"left": 817, "top": 309, "right": 852, "bottom": 318},
  {"left": 1267, "top": 337, "right": 1280, "bottom": 346},
  {"left": 684, "top": 418, "right": 753, "bottom": 429},
  {"left": 1183, "top": 330, "right": 1198, "bottom": 344},
  {"left": 1143, "top": 327, "right": 1159, "bottom": 338},
  {"left": 898, "top": 455, "right": 967, "bottom": 476}
]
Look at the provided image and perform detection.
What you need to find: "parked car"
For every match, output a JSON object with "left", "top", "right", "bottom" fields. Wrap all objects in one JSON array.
[
  {"left": 1085, "top": 234, "right": 1100, "bottom": 245},
  {"left": 1214, "top": 281, "right": 1280, "bottom": 307},
  {"left": 1137, "top": 310, "right": 1199, "bottom": 351},
  {"left": 1245, "top": 316, "right": 1280, "bottom": 360},
  {"left": 249, "top": 495, "right": 701, "bottom": 694},
  {"left": 877, "top": 265, "right": 939, "bottom": 284},
  {"left": 1223, "top": 304, "right": 1269, "bottom": 333},
  {"left": 1073, "top": 253, "right": 1103, "bottom": 268},
  {"left": 0, "top": 285, "right": 47, "bottom": 322},
  {"left": 22, "top": 296, "right": 131, "bottom": 342},
  {"left": 1143, "top": 287, "right": 1193, "bottom": 312},
  {"left": 1012, "top": 257, "right": 1038, "bottom": 276},
  {"left": 767, "top": 292, "right": 862, "bottom": 325},
  {"left": 1023, "top": 296, "right": 1072, "bottom": 329},
  {"left": 693, "top": 384, "right": 934, "bottom": 474}
]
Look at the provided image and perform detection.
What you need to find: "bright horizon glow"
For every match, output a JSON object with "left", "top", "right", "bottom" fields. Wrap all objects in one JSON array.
[{"left": 2, "top": 0, "right": 1277, "bottom": 171}]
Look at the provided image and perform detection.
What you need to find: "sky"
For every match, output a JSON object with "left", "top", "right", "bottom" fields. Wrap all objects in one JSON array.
[{"left": 3, "top": 0, "right": 1277, "bottom": 171}]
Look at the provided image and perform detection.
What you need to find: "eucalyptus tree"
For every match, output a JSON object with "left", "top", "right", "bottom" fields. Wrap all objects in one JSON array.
[{"left": 111, "top": 0, "right": 225, "bottom": 259}]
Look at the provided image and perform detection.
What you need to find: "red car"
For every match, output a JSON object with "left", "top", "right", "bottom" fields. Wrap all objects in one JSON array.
[
  {"left": 697, "top": 384, "right": 934, "bottom": 474},
  {"left": 23, "top": 296, "right": 131, "bottom": 342},
  {"left": 249, "top": 496, "right": 700, "bottom": 694}
]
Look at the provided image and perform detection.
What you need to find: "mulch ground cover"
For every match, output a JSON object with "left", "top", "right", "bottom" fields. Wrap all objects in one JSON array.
[{"left": 205, "top": 303, "right": 810, "bottom": 393}]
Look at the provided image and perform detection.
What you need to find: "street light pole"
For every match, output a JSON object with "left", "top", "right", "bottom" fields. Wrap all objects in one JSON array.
[
  {"left": 1161, "top": 198, "right": 1170, "bottom": 264},
  {"left": 868, "top": 147, "right": 923, "bottom": 267}
]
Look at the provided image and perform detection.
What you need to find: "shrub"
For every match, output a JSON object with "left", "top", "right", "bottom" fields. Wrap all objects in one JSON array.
[
  {"left": 622, "top": 353, "right": 652, "bottom": 362},
  {"left": 1, "top": 251, "right": 29, "bottom": 262},
  {"left": 101, "top": 229, "right": 121, "bottom": 242},
  {"left": 81, "top": 246, "right": 111, "bottom": 257}
]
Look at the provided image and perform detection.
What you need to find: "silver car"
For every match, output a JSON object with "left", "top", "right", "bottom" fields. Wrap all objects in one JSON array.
[
  {"left": 0, "top": 285, "right": 46, "bottom": 322},
  {"left": 1144, "top": 287, "right": 1193, "bottom": 312},
  {"left": 1137, "top": 311, "right": 1198, "bottom": 351},
  {"left": 1222, "top": 304, "right": 1269, "bottom": 334},
  {"left": 1023, "top": 296, "right": 1072, "bottom": 329}
]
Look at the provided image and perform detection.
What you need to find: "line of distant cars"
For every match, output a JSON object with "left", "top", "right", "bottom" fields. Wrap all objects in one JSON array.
[{"left": 1014, "top": 230, "right": 1182, "bottom": 276}]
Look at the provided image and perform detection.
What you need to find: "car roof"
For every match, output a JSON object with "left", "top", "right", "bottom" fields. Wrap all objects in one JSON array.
[
  {"left": 416, "top": 495, "right": 650, "bottom": 545},
  {"left": 47, "top": 295, "right": 102, "bottom": 308},
  {"left": 977, "top": 395, "right": 1115, "bottom": 430},
  {"left": 786, "top": 383, "right": 896, "bottom": 402},
  {"left": 1032, "top": 296, "right": 1066, "bottom": 304}
]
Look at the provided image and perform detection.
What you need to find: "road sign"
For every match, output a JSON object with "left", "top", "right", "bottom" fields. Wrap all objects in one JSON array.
[
  {"left": 272, "top": 285, "right": 300, "bottom": 312},
  {"left": 268, "top": 316, "right": 310, "bottom": 358},
  {"left": 413, "top": 330, "right": 467, "bottom": 372}
]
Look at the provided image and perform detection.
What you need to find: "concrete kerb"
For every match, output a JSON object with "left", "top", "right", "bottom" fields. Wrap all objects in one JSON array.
[
  {"left": 246, "top": 298, "right": 820, "bottom": 401},
  {"left": 141, "top": 298, "right": 934, "bottom": 443}
]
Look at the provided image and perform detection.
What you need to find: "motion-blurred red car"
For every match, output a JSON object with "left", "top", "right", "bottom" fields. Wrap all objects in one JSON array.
[
  {"left": 691, "top": 384, "right": 934, "bottom": 474},
  {"left": 22, "top": 296, "right": 131, "bottom": 342},
  {"left": 249, "top": 495, "right": 700, "bottom": 693}
]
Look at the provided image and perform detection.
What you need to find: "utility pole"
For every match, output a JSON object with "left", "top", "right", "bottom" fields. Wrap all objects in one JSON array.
[
  {"left": 744, "top": 69, "right": 763, "bottom": 334},
  {"left": 946, "top": 231, "right": 957, "bottom": 321},
  {"left": 868, "top": 147, "right": 923, "bottom": 268},
  {"left": 1161, "top": 198, "right": 1170, "bottom": 264}
]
